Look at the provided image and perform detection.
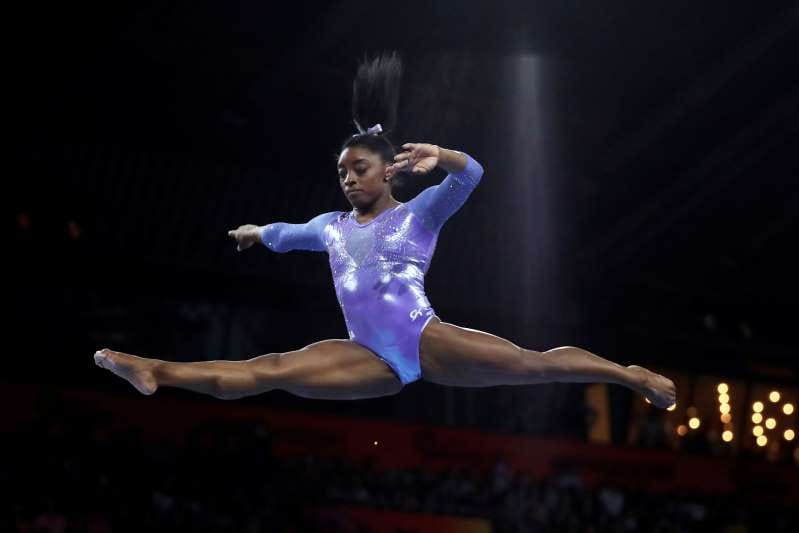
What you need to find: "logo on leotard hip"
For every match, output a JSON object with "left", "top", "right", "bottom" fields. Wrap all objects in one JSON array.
[{"left": 409, "top": 307, "right": 433, "bottom": 321}]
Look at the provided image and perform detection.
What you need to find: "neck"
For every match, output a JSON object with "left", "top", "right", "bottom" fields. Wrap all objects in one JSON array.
[{"left": 353, "top": 194, "right": 399, "bottom": 217}]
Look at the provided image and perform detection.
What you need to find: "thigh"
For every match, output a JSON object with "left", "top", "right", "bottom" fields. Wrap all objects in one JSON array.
[
  {"left": 419, "top": 319, "right": 535, "bottom": 387},
  {"left": 263, "top": 339, "right": 403, "bottom": 400}
]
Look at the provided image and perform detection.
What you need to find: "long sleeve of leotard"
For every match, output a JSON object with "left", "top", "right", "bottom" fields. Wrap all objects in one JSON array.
[
  {"left": 405, "top": 152, "right": 483, "bottom": 233},
  {"left": 259, "top": 211, "right": 341, "bottom": 253}
]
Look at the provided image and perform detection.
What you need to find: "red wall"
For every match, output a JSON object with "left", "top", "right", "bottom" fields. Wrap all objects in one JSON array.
[{"left": 4, "top": 383, "right": 797, "bottom": 503}]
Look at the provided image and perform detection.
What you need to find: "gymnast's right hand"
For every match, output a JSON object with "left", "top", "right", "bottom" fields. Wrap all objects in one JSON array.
[{"left": 227, "top": 224, "right": 262, "bottom": 252}]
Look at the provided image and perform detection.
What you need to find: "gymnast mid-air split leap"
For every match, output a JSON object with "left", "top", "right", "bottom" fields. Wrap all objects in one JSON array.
[{"left": 94, "top": 53, "right": 676, "bottom": 409}]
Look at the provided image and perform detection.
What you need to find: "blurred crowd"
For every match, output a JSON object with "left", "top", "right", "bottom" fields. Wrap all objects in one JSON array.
[{"left": 5, "top": 413, "right": 796, "bottom": 533}]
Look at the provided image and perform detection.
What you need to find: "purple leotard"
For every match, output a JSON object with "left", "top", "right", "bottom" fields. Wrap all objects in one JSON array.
[{"left": 260, "top": 153, "right": 483, "bottom": 385}]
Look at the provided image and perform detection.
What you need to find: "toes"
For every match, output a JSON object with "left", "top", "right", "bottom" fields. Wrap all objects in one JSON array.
[{"left": 94, "top": 350, "right": 115, "bottom": 370}]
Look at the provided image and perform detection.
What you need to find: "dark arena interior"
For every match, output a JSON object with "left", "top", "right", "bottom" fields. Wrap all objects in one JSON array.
[{"left": 7, "top": 1, "right": 799, "bottom": 532}]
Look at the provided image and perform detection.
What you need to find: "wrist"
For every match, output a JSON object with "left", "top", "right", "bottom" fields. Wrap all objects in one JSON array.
[{"left": 437, "top": 148, "right": 467, "bottom": 174}]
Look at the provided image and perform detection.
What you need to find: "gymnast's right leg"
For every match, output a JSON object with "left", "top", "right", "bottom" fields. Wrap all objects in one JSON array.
[{"left": 93, "top": 340, "right": 403, "bottom": 401}]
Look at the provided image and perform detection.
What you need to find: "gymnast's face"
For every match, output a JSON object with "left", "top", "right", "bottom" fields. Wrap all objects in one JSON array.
[{"left": 337, "top": 146, "right": 394, "bottom": 208}]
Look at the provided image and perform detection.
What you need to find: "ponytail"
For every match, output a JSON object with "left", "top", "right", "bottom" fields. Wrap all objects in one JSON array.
[
  {"left": 340, "top": 52, "right": 403, "bottom": 170},
  {"left": 351, "top": 51, "right": 403, "bottom": 135}
]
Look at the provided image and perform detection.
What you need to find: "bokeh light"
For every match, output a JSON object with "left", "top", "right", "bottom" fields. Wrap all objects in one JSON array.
[
  {"left": 718, "top": 393, "right": 730, "bottom": 404},
  {"left": 722, "top": 430, "right": 733, "bottom": 442},
  {"left": 765, "top": 418, "right": 776, "bottom": 430},
  {"left": 677, "top": 424, "right": 688, "bottom": 436},
  {"left": 756, "top": 435, "right": 768, "bottom": 447},
  {"left": 784, "top": 403, "right": 795, "bottom": 415},
  {"left": 752, "top": 413, "right": 763, "bottom": 424},
  {"left": 720, "top": 413, "right": 732, "bottom": 424},
  {"left": 719, "top": 404, "right": 731, "bottom": 414},
  {"left": 687, "top": 406, "right": 698, "bottom": 417},
  {"left": 667, "top": 403, "right": 676, "bottom": 412},
  {"left": 752, "top": 401, "right": 764, "bottom": 413},
  {"left": 752, "top": 425, "right": 764, "bottom": 437},
  {"left": 784, "top": 429, "right": 795, "bottom": 441},
  {"left": 769, "top": 391, "right": 781, "bottom": 403},
  {"left": 688, "top": 417, "right": 700, "bottom": 429},
  {"left": 717, "top": 383, "right": 728, "bottom": 394}
]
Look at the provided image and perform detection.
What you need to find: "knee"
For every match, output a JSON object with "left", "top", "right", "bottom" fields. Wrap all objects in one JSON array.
[
  {"left": 213, "top": 357, "right": 281, "bottom": 400},
  {"left": 209, "top": 374, "right": 247, "bottom": 400},
  {"left": 522, "top": 348, "right": 560, "bottom": 380},
  {"left": 480, "top": 345, "right": 532, "bottom": 376},
  {"left": 211, "top": 384, "right": 246, "bottom": 401},
  {"left": 249, "top": 352, "right": 286, "bottom": 383}
]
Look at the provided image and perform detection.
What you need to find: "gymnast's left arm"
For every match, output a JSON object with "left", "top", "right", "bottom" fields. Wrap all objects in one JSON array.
[
  {"left": 392, "top": 143, "right": 484, "bottom": 232},
  {"left": 436, "top": 148, "right": 470, "bottom": 174}
]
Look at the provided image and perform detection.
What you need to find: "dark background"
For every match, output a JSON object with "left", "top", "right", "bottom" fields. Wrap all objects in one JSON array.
[
  {"left": 7, "top": 1, "right": 799, "bottom": 532},
  {"left": 9, "top": 0, "right": 799, "bottom": 434}
]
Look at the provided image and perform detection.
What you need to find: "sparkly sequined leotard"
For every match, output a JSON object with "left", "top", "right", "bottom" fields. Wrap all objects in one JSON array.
[{"left": 260, "top": 153, "right": 483, "bottom": 385}]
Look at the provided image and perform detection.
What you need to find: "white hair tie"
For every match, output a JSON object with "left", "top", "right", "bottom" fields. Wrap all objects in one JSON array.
[{"left": 366, "top": 123, "right": 383, "bottom": 135}]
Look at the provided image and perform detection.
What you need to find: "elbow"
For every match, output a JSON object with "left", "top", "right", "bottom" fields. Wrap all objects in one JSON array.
[
  {"left": 261, "top": 224, "right": 288, "bottom": 253},
  {"left": 467, "top": 155, "right": 484, "bottom": 186},
  {"left": 472, "top": 157, "right": 484, "bottom": 177}
]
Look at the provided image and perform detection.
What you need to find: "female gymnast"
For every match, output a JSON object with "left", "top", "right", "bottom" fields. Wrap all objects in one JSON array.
[{"left": 94, "top": 53, "right": 676, "bottom": 408}]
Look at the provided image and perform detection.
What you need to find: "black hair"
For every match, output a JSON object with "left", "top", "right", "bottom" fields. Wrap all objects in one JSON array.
[{"left": 340, "top": 52, "right": 403, "bottom": 168}]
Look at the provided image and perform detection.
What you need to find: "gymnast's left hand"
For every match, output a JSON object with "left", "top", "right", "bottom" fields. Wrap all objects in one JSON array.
[{"left": 389, "top": 143, "right": 440, "bottom": 175}]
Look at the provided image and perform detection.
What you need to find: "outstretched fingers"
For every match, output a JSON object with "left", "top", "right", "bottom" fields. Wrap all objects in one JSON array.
[
  {"left": 227, "top": 229, "right": 241, "bottom": 250},
  {"left": 402, "top": 143, "right": 422, "bottom": 166},
  {"left": 390, "top": 152, "right": 411, "bottom": 172},
  {"left": 396, "top": 143, "right": 434, "bottom": 175}
]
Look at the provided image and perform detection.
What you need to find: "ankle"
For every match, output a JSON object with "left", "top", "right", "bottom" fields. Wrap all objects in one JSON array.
[
  {"left": 626, "top": 365, "right": 648, "bottom": 390},
  {"left": 150, "top": 360, "right": 168, "bottom": 386}
]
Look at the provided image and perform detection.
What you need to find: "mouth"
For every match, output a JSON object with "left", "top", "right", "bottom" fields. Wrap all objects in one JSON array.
[{"left": 346, "top": 190, "right": 363, "bottom": 195}]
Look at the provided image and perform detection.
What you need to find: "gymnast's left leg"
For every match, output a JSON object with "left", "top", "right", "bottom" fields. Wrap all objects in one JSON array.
[{"left": 419, "top": 318, "right": 676, "bottom": 408}]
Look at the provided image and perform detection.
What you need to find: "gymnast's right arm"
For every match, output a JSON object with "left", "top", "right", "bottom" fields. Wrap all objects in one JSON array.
[{"left": 227, "top": 211, "right": 340, "bottom": 253}]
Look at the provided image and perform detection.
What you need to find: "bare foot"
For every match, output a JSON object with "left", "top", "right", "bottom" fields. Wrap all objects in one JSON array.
[
  {"left": 627, "top": 365, "right": 676, "bottom": 409},
  {"left": 94, "top": 348, "right": 159, "bottom": 395}
]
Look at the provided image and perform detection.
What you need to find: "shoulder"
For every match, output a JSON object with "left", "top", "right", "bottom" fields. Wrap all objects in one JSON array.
[
  {"left": 310, "top": 211, "right": 346, "bottom": 226},
  {"left": 315, "top": 211, "right": 347, "bottom": 243}
]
